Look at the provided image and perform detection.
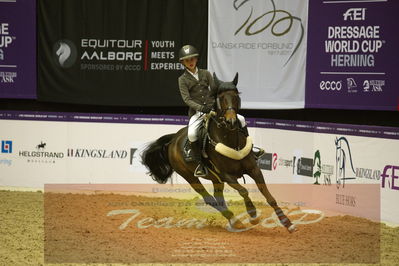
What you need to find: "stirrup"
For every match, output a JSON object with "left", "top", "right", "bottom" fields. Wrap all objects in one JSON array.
[
  {"left": 194, "top": 163, "right": 208, "bottom": 177},
  {"left": 253, "top": 147, "right": 265, "bottom": 159}
]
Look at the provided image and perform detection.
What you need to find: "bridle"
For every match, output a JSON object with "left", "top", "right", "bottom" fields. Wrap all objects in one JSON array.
[{"left": 211, "top": 90, "right": 241, "bottom": 131}]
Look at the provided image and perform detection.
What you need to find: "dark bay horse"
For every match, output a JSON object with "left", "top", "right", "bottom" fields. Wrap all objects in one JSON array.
[{"left": 141, "top": 73, "right": 296, "bottom": 233}]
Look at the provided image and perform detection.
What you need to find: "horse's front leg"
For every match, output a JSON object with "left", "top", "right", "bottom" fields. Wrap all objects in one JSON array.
[
  {"left": 184, "top": 176, "right": 234, "bottom": 221},
  {"left": 248, "top": 167, "right": 296, "bottom": 233},
  {"left": 223, "top": 176, "right": 260, "bottom": 225}
]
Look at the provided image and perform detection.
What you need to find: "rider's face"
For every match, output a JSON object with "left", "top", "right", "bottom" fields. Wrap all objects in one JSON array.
[{"left": 181, "top": 57, "right": 198, "bottom": 72}]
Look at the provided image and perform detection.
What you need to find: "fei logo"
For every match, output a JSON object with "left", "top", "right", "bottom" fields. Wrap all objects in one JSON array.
[
  {"left": 1, "top": 140, "right": 12, "bottom": 153},
  {"left": 343, "top": 8, "right": 366, "bottom": 21},
  {"left": 381, "top": 165, "right": 399, "bottom": 190}
]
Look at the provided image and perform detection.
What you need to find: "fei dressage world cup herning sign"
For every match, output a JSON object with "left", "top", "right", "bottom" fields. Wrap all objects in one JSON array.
[{"left": 208, "top": 0, "right": 309, "bottom": 109}]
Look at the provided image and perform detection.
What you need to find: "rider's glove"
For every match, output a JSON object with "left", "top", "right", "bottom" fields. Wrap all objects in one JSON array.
[{"left": 200, "top": 105, "right": 212, "bottom": 113}]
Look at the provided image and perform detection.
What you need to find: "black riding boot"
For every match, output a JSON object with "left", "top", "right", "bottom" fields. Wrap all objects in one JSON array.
[
  {"left": 190, "top": 140, "right": 207, "bottom": 177},
  {"left": 241, "top": 126, "right": 265, "bottom": 159}
]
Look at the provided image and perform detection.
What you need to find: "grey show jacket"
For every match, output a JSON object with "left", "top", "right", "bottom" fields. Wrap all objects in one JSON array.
[{"left": 178, "top": 69, "right": 217, "bottom": 117}]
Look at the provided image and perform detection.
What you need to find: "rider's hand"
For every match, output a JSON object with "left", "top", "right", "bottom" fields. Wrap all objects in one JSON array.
[{"left": 200, "top": 105, "right": 212, "bottom": 113}]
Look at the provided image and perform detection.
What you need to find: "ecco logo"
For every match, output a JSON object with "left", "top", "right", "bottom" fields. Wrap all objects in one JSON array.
[
  {"left": 320, "top": 80, "right": 342, "bottom": 91},
  {"left": 343, "top": 8, "right": 366, "bottom": 21}
]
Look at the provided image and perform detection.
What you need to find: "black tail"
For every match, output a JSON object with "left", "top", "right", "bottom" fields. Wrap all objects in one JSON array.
[{"left": 141, "top": 134, "right": 176, "bottom": 184}]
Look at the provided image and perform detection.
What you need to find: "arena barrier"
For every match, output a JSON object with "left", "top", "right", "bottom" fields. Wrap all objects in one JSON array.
[{"left": 0, "top": 110, "right": 398, "bottom": 225}]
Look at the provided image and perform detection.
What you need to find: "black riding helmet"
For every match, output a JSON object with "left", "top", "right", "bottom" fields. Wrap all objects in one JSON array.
[{"left": 178, "top": 45, "right": 199, "bottom": 61}]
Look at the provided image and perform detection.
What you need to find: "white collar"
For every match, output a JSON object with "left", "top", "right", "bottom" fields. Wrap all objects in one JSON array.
[{"left": 187, "top": 67, "right": 199, "bottom": 80}]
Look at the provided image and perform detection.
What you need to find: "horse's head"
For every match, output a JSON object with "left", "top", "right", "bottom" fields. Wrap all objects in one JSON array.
[{"left": 213, "top": 73, "right": 241, "bottom": 128}]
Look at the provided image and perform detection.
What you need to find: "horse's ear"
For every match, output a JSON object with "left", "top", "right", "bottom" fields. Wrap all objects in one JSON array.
[
  {"left": 232, "top": 72, "right": 239, "bottom": 86},
  {"left": 213, "top": 72, "right": 222, "bottom": 88}
]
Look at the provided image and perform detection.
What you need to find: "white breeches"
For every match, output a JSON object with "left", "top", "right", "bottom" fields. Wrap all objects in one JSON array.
[{"left": 188, "top": 112, "right": 246, "bottom": 142}]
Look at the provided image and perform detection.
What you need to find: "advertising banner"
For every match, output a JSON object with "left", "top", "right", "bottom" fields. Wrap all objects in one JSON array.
[
  {"left": 208, "top": 0, "right": 308, "bottom": 109},
  {"left": 38, "top": 0, "right": 207, "bottom": 106},
  {"left": 0, "top": 0, "right": 36, "bottom": 98},
  {"left": 306, "top": 0, "right": 399, "bottom": 110},
  {"left": 0, "top": 110, "right": 398, "bottom": 225}
]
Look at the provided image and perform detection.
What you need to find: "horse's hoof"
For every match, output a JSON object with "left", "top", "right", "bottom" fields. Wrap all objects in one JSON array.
[
  {"left": 249, "top": 215, "right": 261, "bottom": 225},
  {"left": 227, "top": 219, "right": 247, "bottom": 232},
  {"left": 287, "top": 224, "right": 297, "bottom": 233},
  {"left": 232, "top": 219, "right": 246, "bottom": 230}
]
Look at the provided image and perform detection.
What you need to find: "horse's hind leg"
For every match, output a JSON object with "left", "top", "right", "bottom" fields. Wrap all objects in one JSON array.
[
  {"left": 184, "top": 176, "right": 234, "bottom": 221},
  {"left": 211, "top": 181, "right": 239, "bottom": 221}
]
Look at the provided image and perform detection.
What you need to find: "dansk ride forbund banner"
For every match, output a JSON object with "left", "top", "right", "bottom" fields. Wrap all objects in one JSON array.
[
  {"left": 305, "top": 0, "right": 398, "bottom": 111},
  {"left": 0, "top": 0, "right": 36, "bottom": 99},
  {"left": 37, "top": 0, "right": 208, "bottom": 106},
  {"left": 208, "top": 0, "right": 308, "bottom": 109}
]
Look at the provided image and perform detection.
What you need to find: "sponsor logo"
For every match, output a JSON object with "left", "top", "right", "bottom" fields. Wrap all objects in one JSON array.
[
  {"left": 320, "top": 80, "right": 342, "bottom": 91},
  {"left": 67, "top": 148, "right": 127, "bottom": 159},
  {"left": 312, "top": 150, "right": 334, "bottom": 186},
  {"left": 0, "top": 23, "right": 16, "bottom": 48},
  {"left": 355, "top": 167, "right": 381, "bottom": 180},
  {"left": 258, "top": 153, "right": 278, "bottom": 171},
  {"left": 363, "top": 80, "right": 370, "bottom": 92},
  {"left": 343, "top": 8, "right": 366, "bottom": 21},
  {"left": 336, "top": 193, "right": 356, "bottom": 207},
  {"left": 0, "top": 71, "right": 16, "bottom": 83},
  {"left": 1, "top": 140, "right": 12, "bottom": 153},
  {"left": 0, "top": 158, "right": 12, "bottom": 166},
  {"left": 381, "top": 165, "right": 399, "bottom": 190},
  {"left": 19, "top": 142, "right": 65, "bottom": 163},
  {"left": 293, "top": 156, "right": 313, "bottom": 177},
  {"left": 335, "top": 137, "right": 356, "bottom": 188},
  {"left": 321, "top": 164, "right": 334, "bottom": 185},
  {"left": 272, "top": 153, "right": 277, "bottom": 170},
  {"left": 363, "top": 79, "right": 385, "bottom": 92},
  {"left": 130, "top": 148, "right": 137, "bottom": 165},
  {"left": 53, "top": 40, "right": 78, "bottom": 68},
  {"left": 313, "top": 150, "right": 321, "bottom": 184},
  {"left": 278, "top": 158, "right": 293, "bottom": 168},
  {"left": 216, "top": 0, "right": 306, "bottom": 66},
  {"left": 258, "top": 153, "right": 272, "bottom": 170},
  {"left": 347, "top": 78, "right": 357, "bottom": 93}
]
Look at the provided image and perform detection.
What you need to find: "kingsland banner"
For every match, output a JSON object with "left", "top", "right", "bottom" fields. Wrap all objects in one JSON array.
[
  {"left": 0, "top": 0, "right": 36, "bottom": 99},
  {"left": 306, "top": 0, "right": 398, "bottom": 111},
  {"left": 208, "top": 0, "right": 308, "bottom": 109},
  {"left": 38, "top": 0, "right": 207, "bottom": 106}
]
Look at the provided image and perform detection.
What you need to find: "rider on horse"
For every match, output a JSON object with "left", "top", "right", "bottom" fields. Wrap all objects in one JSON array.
[{"left": 178, "top": 44, "right": 263, "bottom": 177}]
